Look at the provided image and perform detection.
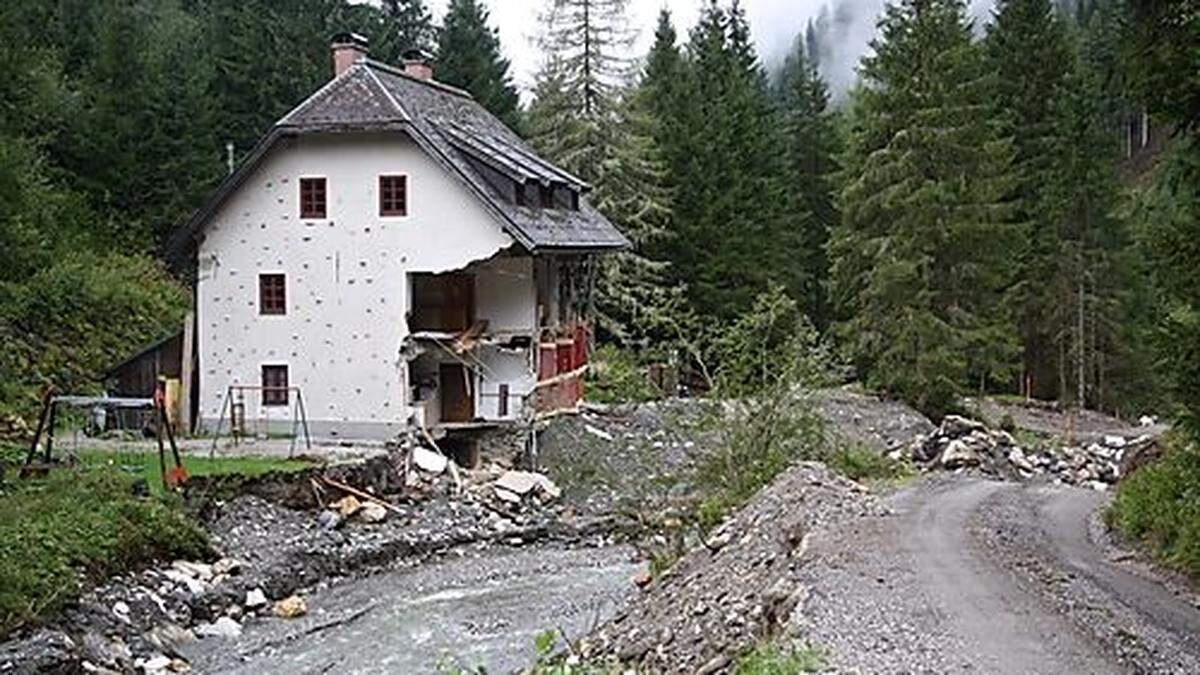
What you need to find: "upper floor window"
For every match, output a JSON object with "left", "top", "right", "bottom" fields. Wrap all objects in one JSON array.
[
  {"left": 379, "top": 175, "right": 408, "bottom": 216},
  {"left": 299, "top": 177, "right": 327, "bottom": 219},
  {"left": 259, "top": 273, "right": 286, "bottom": 315}
]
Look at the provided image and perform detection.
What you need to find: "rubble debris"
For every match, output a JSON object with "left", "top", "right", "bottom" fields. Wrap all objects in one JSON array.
[
  {"left": 195, "top": 616, "right": 242, "bottom": 639},
  {"left": 244, "top": 588, "right": 268, "bottom": 609},
  {"left": 332, "top": 495, "right": 363, "bottom": 517},
  {"left": 356, "top": 501, "right": 388, "bottom": 524},
  {"left": 412, "top": 446, "right": 448, "bottom": 474},
  {"left": 902, "top": 414, "right": 1157, "bottom": 489},
  {"left": 273, "top": 595, "right": 308, "bottom": 619},
  {"left": 317, "top": 510, "right": 344, "bottom": 530},
  {"left": 323, "top": 476, "right": 403, "bottom": 514},
  {"left": 584, "top": 424, "right": 615, "bottom": 442}
]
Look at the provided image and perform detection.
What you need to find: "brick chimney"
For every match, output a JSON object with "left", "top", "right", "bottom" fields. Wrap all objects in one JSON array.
[
  {"left": 330, "top": 32, "right": 369, "bottom": 78},
  {"left": 402, "top": 48, "right": 434, "bottom": 81}
]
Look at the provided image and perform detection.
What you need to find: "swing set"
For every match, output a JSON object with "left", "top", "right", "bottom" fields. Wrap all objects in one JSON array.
[{"left": 20, "top": 383, "right": 189, "bottom": 490}]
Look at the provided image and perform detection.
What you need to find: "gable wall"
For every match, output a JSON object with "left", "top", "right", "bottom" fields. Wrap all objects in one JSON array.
[{"left": 196, "top": 132, "right": 515, "bottom": 439}]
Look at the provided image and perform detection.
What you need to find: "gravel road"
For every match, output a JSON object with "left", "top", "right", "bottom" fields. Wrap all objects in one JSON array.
[
  {"left": 793, "top": 476, "right": 1200, "bottom": 674},
  {"left": 183, "top": 544, "right": 642, "bottom": 674}
]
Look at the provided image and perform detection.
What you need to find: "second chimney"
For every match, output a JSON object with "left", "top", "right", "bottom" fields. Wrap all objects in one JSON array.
[
  {"left": 402, "top": 49, "right": 434, "bottom": 81},
  {"left": 330, "top": 32, "right": 369, "bottom": 78}
]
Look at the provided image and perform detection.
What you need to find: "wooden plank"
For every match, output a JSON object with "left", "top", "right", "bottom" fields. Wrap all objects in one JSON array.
[{"left": 180, "top": 311, "right": 194, "bottom": 433}]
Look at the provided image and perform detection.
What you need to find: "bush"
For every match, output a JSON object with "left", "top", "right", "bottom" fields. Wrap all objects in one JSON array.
[
  {"left": 0, "top": 251, "right": 188, "bottom": 419},
  {"left": 1107, "top": 435, "right": 1200, "bottom": 578},
  {"left": 693, "top": 287, "right": 834, "bottom": 527},
  {"left": 827, "top": 443, "right": 909, "bottom": 483},
  {"left": 586, "top": 344, "right": 662, "bottom": 404},
  {"left": 0, "top": 468, "right": 210, "bottom": 637}
]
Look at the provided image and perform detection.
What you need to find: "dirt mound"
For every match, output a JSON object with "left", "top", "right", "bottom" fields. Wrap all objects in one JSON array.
[{"left": 580, "top": 461, "right": 884, "bottom": 672}]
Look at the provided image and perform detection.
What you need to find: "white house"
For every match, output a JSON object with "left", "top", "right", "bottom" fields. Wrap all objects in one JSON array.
[{"left": 167, "top": 34, "right": 627, "bottom": 443}]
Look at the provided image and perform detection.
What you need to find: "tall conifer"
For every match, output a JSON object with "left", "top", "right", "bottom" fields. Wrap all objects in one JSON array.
[
  {"left": 831, "top": 0, "right": 1017, "bottom": 416},
  {"left": 435, "top": 0, "right": 520, "bottom": 131}
]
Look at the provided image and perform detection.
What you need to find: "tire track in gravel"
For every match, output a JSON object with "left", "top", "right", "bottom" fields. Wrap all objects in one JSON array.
[
  {"left": 905, "top": 479, "right": 1122, "bottom": 674},
  {"left": 795, "top": 477, "right": 1131, "bottom": 674}
]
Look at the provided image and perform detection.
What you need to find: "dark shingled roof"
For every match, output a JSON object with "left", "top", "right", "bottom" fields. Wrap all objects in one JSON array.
[{"left": 167, "top": 60, "right": 628, "bottom": 260}]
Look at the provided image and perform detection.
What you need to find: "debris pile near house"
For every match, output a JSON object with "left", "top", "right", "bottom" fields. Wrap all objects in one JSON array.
[
  {"left": 900, "top": 414, "right": 1157, "bottom": 490},
  {"left": 580, "top": 462, "right": 885, "bottom": 672}
]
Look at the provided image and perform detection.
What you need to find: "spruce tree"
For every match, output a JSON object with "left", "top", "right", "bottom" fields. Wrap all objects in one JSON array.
[
  {"left": 528, "top": 0, "right": 679, "bottom": 346},
  {"left": 774, "top": 33, "right": 840, "bottom": 328},
  {"left": 655, "top": 1, "right": 808, "bottom": 320},
  {"left": 831, "top": 0, "right": 1018, "bottom": 416},
  {"left": 435, "top": 0, "right": 521, "bottom": 131},
  {"left": 379, "top": 0, "right": 436, "bottom": 62},
  {"left": 1039, "top": 37, "right": 1136, "bottom": 409},
  {"left": 986, "top": 0, "right": 1075, "bottom": 399}
]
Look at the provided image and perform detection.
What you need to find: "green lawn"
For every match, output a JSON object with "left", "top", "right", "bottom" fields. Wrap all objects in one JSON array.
[{"left": 78, "top": 449, "right": 317, "bottom": 495}]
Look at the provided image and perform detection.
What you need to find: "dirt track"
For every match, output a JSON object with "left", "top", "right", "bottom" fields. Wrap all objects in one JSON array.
[{"left": 794, "top": 476, "right": 1200, "bottom": 674}]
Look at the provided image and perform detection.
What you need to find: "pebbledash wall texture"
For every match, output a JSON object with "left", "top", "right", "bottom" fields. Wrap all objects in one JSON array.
[{"left": 196, "top": 132, "right": 534, "bottom": 439}]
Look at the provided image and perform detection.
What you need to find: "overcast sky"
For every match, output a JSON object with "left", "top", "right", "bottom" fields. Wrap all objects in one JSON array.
[
  {"left": 420, "top": 1, "right": 996, "bottom": 98},
  {"left": 424, "top": 1, "right": 835, "bottom": 93}
]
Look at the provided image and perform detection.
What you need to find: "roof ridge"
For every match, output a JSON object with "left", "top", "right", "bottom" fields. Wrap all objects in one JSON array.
[
  {"left": 364, "top": 65, "right": 410, "bottom": 119},
  {"left": 365, "top": 59, "right": 475, "bottom": 100}
]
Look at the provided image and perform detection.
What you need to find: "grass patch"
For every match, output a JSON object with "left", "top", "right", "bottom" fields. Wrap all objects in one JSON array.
[
  {"left": 78, "top": 449, "right": 316, "bottom": 496},
  {"left": 734, "top": 640, "right": 826, "bottom": 674},
  {"left": 1106, "top": 434, "right": 1200, "bottom": 578},
  {"left": 0, "top": 467, "right": 210, "bottom": 638},
  {"left": 826, "top": 443, "right": 910, "bottom": 483}
]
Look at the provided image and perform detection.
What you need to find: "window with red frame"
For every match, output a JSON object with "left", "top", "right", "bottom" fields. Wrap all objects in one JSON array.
[
  {"left": 259, "top": 273, "right": 286, "bottom": 315},
  {"left": 379, "top": 175, "right": 407, "bottom": 216},
  {"left": 261, "top": 365, "right": 289, "bottom": 406},
  {"left": 299, "top": 177, "right": 326, "bottom": 219}
]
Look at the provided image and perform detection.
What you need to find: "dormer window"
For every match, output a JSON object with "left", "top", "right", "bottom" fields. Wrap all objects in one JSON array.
[
  {"left": 539, "top": 184, "right": 555, "bottom": 208},
  {"left": 300, "top": 177, "right": 327, "bottom": 219}
]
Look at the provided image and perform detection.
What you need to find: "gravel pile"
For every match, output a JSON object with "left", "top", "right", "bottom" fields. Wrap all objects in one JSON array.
[
  {"left": 579, "top": 462, "right": 884, "bottom": 672},
  {"left": 816, "top": 386, "right": 936, "bottom": 453},
  {"left": 903, "top": 414, "right": 1156, "bottom": 490}
]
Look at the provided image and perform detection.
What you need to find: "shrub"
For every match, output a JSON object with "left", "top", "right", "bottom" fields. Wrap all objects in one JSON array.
[
  {"left": 0, "top": 468, "right": 210, "bottom": 637},
  {"left": 587, "top": 344, "right": 662, "bottom": 404},
  {"left": 0, "top": 251, "right": 188, "bottom": 420},
  {"left": 827, "top": 443, "right": 909, "bottom": 483},
  {"left": 733, "top": 640, "right": 825, "bottom": 674},
  {"left": 1107, "top": 435, "right": 1200, "bottom": 578},
  {"left": 693, "top": 287, "right": 835, "bottom": 527}
]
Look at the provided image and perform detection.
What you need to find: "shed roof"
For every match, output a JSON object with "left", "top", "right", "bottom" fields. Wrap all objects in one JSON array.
[{"left": 167, "top": 60, "right": 628, "bottom": 260}]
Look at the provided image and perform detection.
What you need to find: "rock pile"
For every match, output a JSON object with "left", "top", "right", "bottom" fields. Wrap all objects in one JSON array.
[
  {"left": 901, "top": 414, "right": 1154, "bottom": 490},
  {"left": 580, "top": 462, "right": 884, "bottom": 672}
]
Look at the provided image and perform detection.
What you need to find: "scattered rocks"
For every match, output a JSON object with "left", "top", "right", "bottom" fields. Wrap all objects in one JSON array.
[
  {"left": 355, "top": 501, "right": 388, "bottom": 524},
  {"left": 272, "top": 595, "right": 308, "bottom": 619},
  {"left": 317, "top": 509, "right": 344, "bottom": 530},
  {"left": 244, "top": 588, "right": 268, "bottom": 609},
  {"left": 905, "top": 414, "right": 1157, "bottom": 489},
  {"left": 332, "top": 495, "right": 362, "bottom": 517},
  {"left": 194, "top": 616, "right": 242, "bottom": 639},
  {"left": 411, "top": 446, "right": 448, "bottom": 475}
]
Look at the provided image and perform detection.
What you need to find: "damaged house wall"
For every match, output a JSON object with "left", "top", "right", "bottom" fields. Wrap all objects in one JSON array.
[{"left": 196, "top": 132, "right": 515, "bottom": 439}]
